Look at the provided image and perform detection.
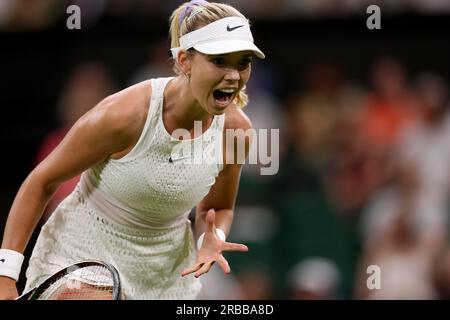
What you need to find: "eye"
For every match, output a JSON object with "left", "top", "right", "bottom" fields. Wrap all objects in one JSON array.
[
  {"left": 239, "top": 58, "right": 252, "bottom": 67},
  {"left": 211, "top": 57, "right": 226, "bottom": 66},
  {"left": 237, "top": 57, "right": 252, "bottom": 71}
]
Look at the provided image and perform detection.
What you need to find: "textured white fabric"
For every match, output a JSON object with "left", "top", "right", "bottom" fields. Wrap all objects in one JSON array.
[
  {"left": 25, "top": 77, "right": 226, "bottom": 299},
  {"left": 171, "top": 17, "right": 265, "bottom": 59},
  {"left": 0, "top": 249, "right": 24, "bottom": 281}
]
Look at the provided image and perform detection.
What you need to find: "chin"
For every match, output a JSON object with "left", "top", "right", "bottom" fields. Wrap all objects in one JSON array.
[
  {"left": 206, "top": 102, "right": 229, "bottom": 115},
  {"left": 211, "top": 105, "right": 229, "bottom": 115}
]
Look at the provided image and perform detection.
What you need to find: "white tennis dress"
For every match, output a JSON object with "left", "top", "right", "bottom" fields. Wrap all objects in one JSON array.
[{"left": 24, "top": 77, "right": 225, "bottom": 299}]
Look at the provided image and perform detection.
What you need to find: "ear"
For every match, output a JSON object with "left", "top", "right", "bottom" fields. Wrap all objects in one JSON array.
[{"left": 177, "top": 49, "right": 192, "bottom": 75}]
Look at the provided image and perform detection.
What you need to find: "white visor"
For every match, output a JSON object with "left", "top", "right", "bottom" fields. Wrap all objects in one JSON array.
[{"left": 171, "top": 16, "right": 265, "bottom": 60}]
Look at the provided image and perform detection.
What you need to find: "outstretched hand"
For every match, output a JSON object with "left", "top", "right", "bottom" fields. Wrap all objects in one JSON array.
[{"left": 181, "top": 209, "right": 248, "bottom": 278}]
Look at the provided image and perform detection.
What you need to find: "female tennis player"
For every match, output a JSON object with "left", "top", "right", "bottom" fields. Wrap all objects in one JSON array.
[{"left": 0, "top": 0, "right": 265, "bottom": 299}]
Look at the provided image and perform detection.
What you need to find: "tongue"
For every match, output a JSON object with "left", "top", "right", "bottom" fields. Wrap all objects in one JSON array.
[
  {"left": 217, "top": 95, "right": 228, "bottom": 102},
  {"left": 214, "top": 90, "right": 230, "bottom": 103}
]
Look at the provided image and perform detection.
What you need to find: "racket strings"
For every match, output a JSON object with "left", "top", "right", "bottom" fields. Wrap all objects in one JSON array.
[{"left": 37, "top": 265, "right": 115, "bottom": 300}]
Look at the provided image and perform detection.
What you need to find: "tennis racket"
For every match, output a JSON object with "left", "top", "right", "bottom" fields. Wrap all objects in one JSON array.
[{"left": 16, "top": 260, "right": 121, "bottom": 300}]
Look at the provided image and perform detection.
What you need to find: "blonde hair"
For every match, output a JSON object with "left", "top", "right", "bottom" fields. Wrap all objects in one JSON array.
[{"left": 169, "top": 1, "right": 249, "bottom": 108}]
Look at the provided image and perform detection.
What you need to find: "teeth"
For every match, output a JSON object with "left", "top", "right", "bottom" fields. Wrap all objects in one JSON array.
[{"left": 219, "top": 88, "right": 236, "bottom": 94}]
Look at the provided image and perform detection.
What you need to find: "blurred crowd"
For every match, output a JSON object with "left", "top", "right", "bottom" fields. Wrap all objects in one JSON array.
[
  {"left": 2, "top": 0, "right": 450, "bottom": 301},
  {"left": 2, "top": 0, "right": 450, "bottom": 31}
]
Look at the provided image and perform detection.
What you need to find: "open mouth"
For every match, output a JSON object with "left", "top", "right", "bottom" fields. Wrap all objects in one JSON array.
[{"left": 213, "top": 88, "right": 236, "bottom": 107}]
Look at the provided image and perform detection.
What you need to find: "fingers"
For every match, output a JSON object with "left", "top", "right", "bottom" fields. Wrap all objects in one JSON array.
[
  {"left": 205, "top": 209, "right": 216, "bottom": 233},
  {"left": 184, "top": 257, "right": 232, "bottom": 277},
  {"left": 222, "top": 242, "right": 249, "bottom": 252},
  {"left": 194, "top": 261, "right": 214, "bottom": 278},
  {"left": 181, "top": 260, "right": 215, "bottom": 278},
  {"left": 181, "top": 263, "right": 202, "bottom": 277},
  {"left": 217, "top": 255, "right": 230, "bottom": 274}
]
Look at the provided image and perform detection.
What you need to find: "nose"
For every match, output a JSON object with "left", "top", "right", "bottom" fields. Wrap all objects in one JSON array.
[{"left": 224, "top": 68, "right": 240, "bottom": 81}]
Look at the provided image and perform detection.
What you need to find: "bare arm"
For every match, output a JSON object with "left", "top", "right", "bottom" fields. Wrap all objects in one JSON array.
[
  {"left": 194, "top": 163, "right": 243, "bottom": 239},
  {"left": 1, "top": 82, "right": 150, "bottom": 254},
  {"left": 182, "top": 107, "right": 253, "bottom": 278},
  {"left": 195, "top": 106, "right": 253, "bottom": 239}
]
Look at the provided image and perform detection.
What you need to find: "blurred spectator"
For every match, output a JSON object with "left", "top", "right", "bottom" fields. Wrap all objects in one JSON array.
[
  {"left": 128, "top": 37, "right": 174, "bottom": 85},
  {"left": 360, "top": 57, "right": 418, "bottom": 153},
  {"left": 0, "top": 0, "right": 16, "bottom": 28},
  {"left": 196, "top": 265, "right": 245, "bottom": 300},
  {"left": 323, "top": 84, "right": 383, "bottom": 213},
  {"left": 394, "top": 72, "right": 450, "bottom": 248},
  {"left": 0, "top": 0, "right": 63, "bottom": 31},
  {"left": 34, "top": 61, "right": 115, "bottom": 221},
  {"left": 287, "top": 59, "right": 344, "bottom": 171},
  {"left": 433, "top": 246, "right": 450, "bottom": 299},
  {"left": 409, "top": 0, "right": 450, "bottom": 13},
  {"left": 287, "top": 257, "right": 341, "bottom": 299},
  {"left": 236, "top": 267, "right": 275, "bottom": 300},
  {"left": 355, "top": 212, "right": 438, "bottom": 299}
]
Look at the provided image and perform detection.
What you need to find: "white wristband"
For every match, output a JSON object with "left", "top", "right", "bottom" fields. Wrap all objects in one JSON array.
[
  {"left": 0, "top": 249, "right": 24, "bottom": 282},
  {"left": 197, "top": 228, "right": 226, "bottom": 250}
]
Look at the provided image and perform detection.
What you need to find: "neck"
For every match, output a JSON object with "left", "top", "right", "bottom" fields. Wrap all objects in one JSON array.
[{"left": 163, "top": 76, "right": 213, "bottom": 136}]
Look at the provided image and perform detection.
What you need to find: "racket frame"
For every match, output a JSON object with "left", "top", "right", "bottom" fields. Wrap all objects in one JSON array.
[{"left": 16, "top": 260, "right": 121, "bottom": 300}]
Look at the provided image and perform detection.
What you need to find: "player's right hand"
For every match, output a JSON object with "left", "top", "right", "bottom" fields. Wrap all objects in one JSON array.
[{"left": 0, "top": 276, "right": 19, "bottom": 300}]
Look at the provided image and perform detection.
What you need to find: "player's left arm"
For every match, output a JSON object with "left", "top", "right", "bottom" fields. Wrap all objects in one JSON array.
[
  {"left": 181, "top": 107, "right": 253, "bottom": 278},
  {"left": 195, "top": 106, "right": 253, "bottom": 239}
]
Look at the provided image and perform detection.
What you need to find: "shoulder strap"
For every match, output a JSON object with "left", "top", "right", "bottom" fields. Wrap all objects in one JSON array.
[{"left": 112, "top": 77, "right": 173, "bottom": 161}]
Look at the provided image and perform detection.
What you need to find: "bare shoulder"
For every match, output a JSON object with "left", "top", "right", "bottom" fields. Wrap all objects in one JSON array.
[
  {"left": 67, "top": 80, "right": 153, "bottom": 158},
  {"left": 83, "top": 80, "right": 152, "bottom": 135},
  {"left": 223, "top": 105, "right": 253, "bottom": 132}
]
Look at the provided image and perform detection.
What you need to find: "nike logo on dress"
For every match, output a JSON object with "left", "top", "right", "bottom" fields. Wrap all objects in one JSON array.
[
  {"left": 227, "top": 25, "right": 244, "bottom": 32},
  {"left": 169, "top": 155, "right": 191, "bottom": 163},
  {"left": 0, "top": 259, "right": 5, "bottom": 263}
]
